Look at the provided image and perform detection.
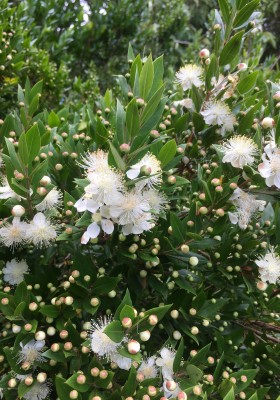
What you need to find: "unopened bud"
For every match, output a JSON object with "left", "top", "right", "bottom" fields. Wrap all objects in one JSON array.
[{"left": 128, "top": 340, "right": 140, "bottom": 354}]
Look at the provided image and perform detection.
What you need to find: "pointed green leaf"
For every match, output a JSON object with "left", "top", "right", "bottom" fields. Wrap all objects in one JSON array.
[
  {"left": 233, "top": 0, "right": 260, "bottom": 28},
  {"left": 219, "top": 31, "right": 244, "bottom": 66},
  {"left": 158, "top": 139, "right": 177, "bottom": 167},
  {"left": 139, "top": 55, "right": 154, "bottom": 100}
]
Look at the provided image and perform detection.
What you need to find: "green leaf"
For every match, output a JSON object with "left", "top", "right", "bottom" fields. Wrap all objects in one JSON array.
[
  {"left": 139, "top": 55, "right": 154, "bottom": 100},
  {"left": 150, "top": 55, "right": 164, "bottom": 95},
  {"left": 120, "top": 305, "right": 135, "bottom": 322},
  {"left": 108, "top": 142, "right": 126, "bottom": 171},
  {"left": 218, "top": 0, "right": 231, "bottom": 24},
  {"left": 14, "top": 281, "right": 29, "bottom": 304},
  {"left": 56, "top": 376, "right": 78, "bottom": 400},
  {"left": 25, "top": 124, "right": 41, "bottom": 163},
  {"left": 170, "top": 212, "right": 185, "bottom": 243},
  {"left": 275, "top": 114, "right": 280, "bottom": 144},
  {"left": 18, "top": 133, "right": 29, "bottom": 165},
  {"left": 237, "top": 71, "right": 259, "bottom": 95},
  {"left": 66, "top": 373, "right": 91, "bottom": 392},
  {"left": 4, "top": 137, "right": 24, "bottom": 173},
  {"left": 238, "top": 100, "right": 262, "bottom": 133},
  {"left": 18, "top": 381, "right": 32, "bottom": 399},
  {"left": 173, "top": 338, "right": 184, "bottom": 373},
  {"left": 141, "top": 85, "right": 165, "bottom": 125},
  {"left": 104, "top": 320, "right": 125, "bottom": 343},
  {"left": 39, "top": 305, "right": 60, "bottom": 318},
  {"left": 126, "top": 98, "right": 140, "bottom": 139},
  {"left": 29, "top": 80, "right": 43, "bottom": 101},
  {"left": 186, "top": 364, "right": 204, "bottom": 384},
  {"left": 28, "top": 94, "right": 39, "bottom": 116},
  {"left": 233, "top": 0, "right": 260, "bottom": 28},
  {"left": 191, "top": 343, "right": 211, "bottom": 365},
  {"left": 122, "top": 366, "right": 137, "bottom": 397},
  {"left": 115, "top": 289, "right": 132, "bottom": 319},
  {"left": 48, "top": 111, "right": 60, "bottom": 128},
  {"left": 127, "top": 42, "right": 135, "bottom": 61},
  {"left": 92, "top": 277, "right": 120, "bottom": 295},
  {"left": 219, "top": 31, "right": 244, "bottom": 66},
  {"left": 206, "top": 54, "right": 219, "bottom": 89},
  {"left": 130, "top": 55, "right": 142, "bottom": 90},
  {"left": 158, "top": 139, "right": 177, "bottom": 167},
  {"left": 223, "top": 387, "right": 235, "bottom": 400},
  {"left": 116, "top": 99, "right": 126, "bottom": 144},
  {"left": 14, "top": 301, "right": 26, "bottom": 317}
]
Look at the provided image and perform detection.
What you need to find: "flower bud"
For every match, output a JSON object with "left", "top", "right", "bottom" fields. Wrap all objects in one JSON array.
[
  {"left": 167, "top": 175, "right": 176, "bottom": 184},
  {"left": 140, "top": 165, "right": 152, "bottom": 176},
  {"left": 191, "top": 326, "right": 199, "bottom": 335},
  {"left": 37, "top": 187, "right": 47, "bottom": 196},
  {"left": 99, "top": 370, "right": 108, "bottom": 379},
  {"left": 150, "top": 129, "right": 160, "bottom": 138},
  {"left": 8, "top": 378, "right": 17, "bottom": 388},
  {"left": 29, "top": 302, "right": 38, "bottom": 311},
  {"left": 122, "top": 317, "right": 132, "bottom": 328},
  {"left": 12, "top": 205, "right": 25, "bottom": 217},
  {"left": 77, "top": 374, "right": 86, "bottom": 384},
  {"left": 70, "top": 390, "right": 79, "bottom": 399},
  {"left": 189, "top": 257, "right": 198, "bottom": 266},
  {"left": 273, "top": 91, "right": 280, "bottom": 101},
  {"left": 237, "top": 63, "right": 247, "bottom": 71},
  {"left": 166, "top": 381, "right": 177, "bottom": 391},
  {"left": 22, "top": 361, "right": 31, "bottom": 370},
  {"left": 170, "top": 310, "right": 179, "bottom": 319},
  {"left": 91, "top": 367, "right": 100, "bottom": 377},
  {"left": 120, "top": 143, "right": 131, "bottom": 153},
  {"left": 261, "top": 117, "right": 275, "bottom": 129},
  {"left": 177, "top": 392, "right": 187, "bottom": 400},
  {"left": 148, "top": 386, "right": 157, "bottom": 396},
  {"left": 136, "top": 372, "right": 145, "bottom": 382},
  {"left": 199, "top": 48, "right": 210, "bottom": 58},
  {"left": 148, "top": 315, "right": 158, "bottom": 326},
  {"left": 128, "top": 340, "right": 140, "bottom": 354},
  {"left": 25, "top": 376, "right": 33, "bottom": 386},
  {"left": 173, "top": 330, "right": 182, "bottom": 340},
  {"left": 139, "top": 330, "right": 151, "bottom": 341},
  {"left": 51, "top": 343, "right": 60, "bottom": 352},
  {"left": 35, "top": 331, "right": 46, "bottom": 341},
  {"left": 37, "top": 372, "right": 47, "bottom": 383},
  {"left": 65, "top": 296, "right": 74, "bottom": 306},
  {"left": 40, "top": 176, "right": 51, "bottom": 186},
  {"left": 199, "top": 206, "right": 208, "bottom": 215},
  {"left": 193, "top": 386, "right": 202, "bottom": 395},
  {"left": 64, "top": 342, "right": 73, "bottom": 351}
]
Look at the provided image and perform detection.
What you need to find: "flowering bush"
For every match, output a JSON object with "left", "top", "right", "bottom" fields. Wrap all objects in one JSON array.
[{"left": 0, "top": 1, "right": 280, "bottom": 400}]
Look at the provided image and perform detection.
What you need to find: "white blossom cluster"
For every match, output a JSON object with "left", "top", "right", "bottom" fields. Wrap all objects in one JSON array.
[
  {"left": 90, "top": 316, "right": 185, "bottom": 398},
  {"left": 228, "top": 188, "right": 266, "bottom": 230},
  {"left": 0, "top": 213, "right": 58, "bottom": 249},
  {"left": 75, "top": 150, "right": 166, "bottom": 242}
]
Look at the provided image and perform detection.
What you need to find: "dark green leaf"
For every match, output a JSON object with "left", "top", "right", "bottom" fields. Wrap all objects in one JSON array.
[
  {"left": 158, "top": 139, "right": 177, "bottom": 167},
  {"left": 219, "top": 31, "right": 244, "bottom": 66},
  {"left": 233, "top": 0, "right": 260, "bottom": 28}
]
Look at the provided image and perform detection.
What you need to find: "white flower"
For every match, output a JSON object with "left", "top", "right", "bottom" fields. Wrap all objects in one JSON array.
[
  {"left": 156, "top": 347, "right": 176, "bottom": 380},
  {"left": 229, "top": 188, "right": 266, "bottom": 230},
  {"left": 81, "top": 207, "right": 114, "bottom": 244},
  {"left": 201, "top": 101, "right": 236, "bottom": 135},
  {"left": 3, "top": 259, "right": 29, "bottom": 285},
  {"left": 258, "top": 143, "right": 280, "bottom": 188},
  {"left": 85, "top": 166, "right": 124, "bottom": 206},
  {"left": 90, "top": 316, "right": 120, "bottom": 359},
  {"left": 74, "top": 195, "right": 100, "bottom": 213},
  {"left": 222, "top": 136, "right": 258, "bottom": 168},
  {"left": 0, "top": 177, "right": 22, "bottom": 201},
  {"left": 126, "top": 153, "right": 162, "bottom": 189},
  {"left": 110, "top": 352, "right": 132, "bottom": 371},
  {"left": 79, "top": 150, "right": 109, "bottom": 172},
  {"left": 18, "top": 340, "right": 46, "bottom": 365},
  {"left": 0, "top": 388, "right": 3, "bottom": 399},
  {"left": 122, "top": 213, "right": 154, "bottom": 236},
  {"left": 173, "top": 98, "right": 194, "bottom": 110},
  {"left": 26, "top": 213, "right": 57, "bottom": 248},
  {"left": 110, "top": 190, "right": 153, "bottom": 235},
  {"left": 35, "top": 188, "right": 62, "bottom": 211},
  {"left": 138, "top": 357, "right": 158, "bottom": 379},
  {"left": 163, "top": 380, "right": 181, "bottom": 399},
  {"left": 0, "top": 217, "right": 28, "bottom": 248},
  {"left": 175, "top": 64, "right": 204, "bottom": 90},
  {"left": 23, "top": 382, "right": 50, "bottom": 400},
  {"left": 255, "top": 248, "right": 280, "bottom": 284},
  {"left": 142, "top": 189, "right": 167, "bottom": 214}
]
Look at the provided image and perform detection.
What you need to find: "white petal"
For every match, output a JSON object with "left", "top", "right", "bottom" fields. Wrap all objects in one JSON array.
[
  {"left": 101, "top": 219, "right": 114, "bottom": 234},
  {"left": 86, "top": 222, "right": 100, "bottom": 238},
  {"left": 126, "top": 168, "right": 140, "bottom": 180}
]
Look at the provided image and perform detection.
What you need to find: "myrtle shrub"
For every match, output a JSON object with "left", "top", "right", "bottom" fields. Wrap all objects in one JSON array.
[{"left": 0, "top": 1, "right": 280, "bottom": 400}]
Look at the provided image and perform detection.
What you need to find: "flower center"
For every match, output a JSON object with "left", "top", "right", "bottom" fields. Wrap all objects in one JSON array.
[{"left": 270, "top": 156, "right": 280, "bottom": 172}]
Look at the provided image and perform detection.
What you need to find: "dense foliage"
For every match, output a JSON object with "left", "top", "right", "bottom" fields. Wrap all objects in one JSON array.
[{"left": 0, "top": 1, "right": 280, "bottom": 400}]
